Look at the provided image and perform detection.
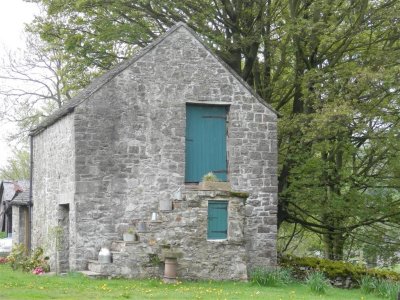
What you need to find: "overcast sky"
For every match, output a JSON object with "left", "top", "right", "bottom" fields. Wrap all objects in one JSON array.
[{"left": 0, "top": 0, "right": 39, "bottom": 168}]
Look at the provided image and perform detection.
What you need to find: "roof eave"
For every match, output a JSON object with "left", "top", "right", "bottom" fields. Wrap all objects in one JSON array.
[{"left": 30, "top": 22, "right": 278, "bottom": 137}]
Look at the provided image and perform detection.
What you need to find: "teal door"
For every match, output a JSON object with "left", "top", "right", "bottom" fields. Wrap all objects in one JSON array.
[
  {"left": 208, "top": 201, "right": 228, "bottom": 239},
  {"left": 185, "top": 104, "right": 227, "bottom": 182}
]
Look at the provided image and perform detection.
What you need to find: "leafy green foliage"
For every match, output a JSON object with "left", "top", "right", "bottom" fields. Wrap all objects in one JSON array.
[
  {"left": 360, "top": 276, "right": 378, "bottom": 294},
  {"left": 0, "top": 148, "right": 29, "bottom": 180},
  {"left": 202, "top": 172, "right": 218, "bottom": 182},
  {"left": 281, "top": 256, "right": 400, "bottom": 283},
  {"left": 25, "top": 0, "right": 400, "bottom": 259},
  {"left": 375, "top": 279, "right": 400, "bottom": 299},
  {"left": 360, "top": 276, "right": 400, "bottom": 300},
  {"left": 278, "top": 223, "right": 324, "bottom": 256},
  {"left": 250, "top": 267, "right": 294, "bottom": 287},
  {"left": 306, "top": 271, "right": 330, "bottom": 294},
  {"left": 350, "top": 225, "right": 400, "bottom": 268},
  {"left": 7, "top": 244, "right": 49, "bottom": 273},
  {"left": 7, "top": 244, "right": 27, "bottom": 271}
]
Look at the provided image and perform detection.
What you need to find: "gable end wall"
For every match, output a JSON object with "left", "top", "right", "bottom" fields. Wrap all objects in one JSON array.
[{"left": 70, "top": 26, "right": 276, "bottom": 277}]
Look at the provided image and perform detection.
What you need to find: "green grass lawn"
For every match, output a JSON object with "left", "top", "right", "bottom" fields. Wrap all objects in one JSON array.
[{"left": 0, "top": 264, "right": 385, "bottom": 300}]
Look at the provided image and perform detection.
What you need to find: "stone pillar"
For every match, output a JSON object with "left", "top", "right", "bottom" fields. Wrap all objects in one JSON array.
[
  {"left": 11, "top": 206, "right": 20, "bottom": 245},
  {"left": 11, "top": 205, "right": 29, "bottom": 249}
]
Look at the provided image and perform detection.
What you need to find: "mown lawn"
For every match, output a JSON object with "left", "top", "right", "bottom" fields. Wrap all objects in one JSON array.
[{"left": 0, "top": 264, "right": 384, "bottom": 300}]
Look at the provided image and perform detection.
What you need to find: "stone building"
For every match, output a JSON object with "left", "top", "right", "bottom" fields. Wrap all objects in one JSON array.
[
  {"left": 29, "top": 22, "right": 278, "bottom": 280},
  {"left": 0, "top": 180, "right": 30, "bottom": 253}
]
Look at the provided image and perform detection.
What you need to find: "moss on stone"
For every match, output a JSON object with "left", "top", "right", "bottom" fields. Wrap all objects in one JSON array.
[
  {"left": 229, "top": 191, "right": 250, "bottom": 199},
  {"left": 280, "top": 255, "right": 400, "bottom": 285}
]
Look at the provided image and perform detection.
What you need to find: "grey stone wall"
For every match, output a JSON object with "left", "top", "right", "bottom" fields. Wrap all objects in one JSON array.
[
  {"left": 32, "top": 113, "right": 76, "bottom": 271},
  {"left": 11, "top": 206, "right": 27, "bottom": 246},
  {"left": 11, "top": 207, "right": 20, "bottom": 244},
  {"left": 72, "top": 25, "right": 277, "bottom": 276},
  {"left": 149, "top": 190, "right": 247, "bottom": 280},
  {"left": 89, "top": 190, "right": 248, "bottom": 280}
]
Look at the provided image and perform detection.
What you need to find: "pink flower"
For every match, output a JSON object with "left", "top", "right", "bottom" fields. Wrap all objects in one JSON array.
[
  {"left": 32, "top": 267, "right": 45, "bottom": 275},
  {"left": 0, "top": 257, "right": 8, "bottom": 264}
]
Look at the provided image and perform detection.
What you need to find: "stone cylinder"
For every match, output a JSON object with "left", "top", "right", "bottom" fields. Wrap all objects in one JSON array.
[{"left": 163, "top": 257, "right": 177, "bottom": 283}]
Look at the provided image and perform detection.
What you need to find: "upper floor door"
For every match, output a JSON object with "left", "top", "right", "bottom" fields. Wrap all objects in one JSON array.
[{"left": 185, "top": 104, "right": 228, "bottom": 182}]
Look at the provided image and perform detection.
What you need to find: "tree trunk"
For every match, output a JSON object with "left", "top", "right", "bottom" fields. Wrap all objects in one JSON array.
[{"left": 323, "top": 229, "right": 345, "bottom": 261}]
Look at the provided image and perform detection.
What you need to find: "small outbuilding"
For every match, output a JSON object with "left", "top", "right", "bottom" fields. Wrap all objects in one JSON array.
[
  {"left": 0, "top": 180, "right": 30, "bottom": 254},
  {"left": 29, "top": 22, "right": 278, "bottom": 279}
]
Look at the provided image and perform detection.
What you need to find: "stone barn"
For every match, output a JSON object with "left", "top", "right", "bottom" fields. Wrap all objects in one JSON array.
[{"left": 29, "top": 22, "right": 278, "bottom": 280}]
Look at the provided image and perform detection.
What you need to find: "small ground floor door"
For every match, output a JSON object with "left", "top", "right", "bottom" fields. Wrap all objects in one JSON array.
[{"left": 58, "top": 204, "right": 70, "bottom": 273}]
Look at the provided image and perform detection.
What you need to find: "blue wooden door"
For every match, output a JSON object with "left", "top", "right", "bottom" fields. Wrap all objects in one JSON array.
[
  {"left": 185, "top": 104, "right": 227, "bottom": 182},
  {"left": 208, "top": 201, "right": 228, "bottom": 239}
]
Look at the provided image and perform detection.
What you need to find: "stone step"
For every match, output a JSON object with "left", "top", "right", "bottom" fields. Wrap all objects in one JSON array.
[
  {"left": 77, "top": 270, "right": 108, "bottom": 279},
  {"left": 110, "top": 240, "right": 140, "bottom": 252},
  {"left": 87, "top": 258, "right": 143, "bottom": 278},
  {"left": 110, "top": 251, "right": 129, "bottom": 264},
  {"left": 87, "top": 260, "right": 117, "bottom": 275}
]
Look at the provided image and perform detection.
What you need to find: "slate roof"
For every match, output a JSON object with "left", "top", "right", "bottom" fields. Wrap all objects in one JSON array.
[
  {"left": 30, "top": 22, "right": 277, "bottom": 136},
  {"left": 10, "top": 180, "right": 30, "bottom": 205},
  {"left": 0, "top": 180, "right": 29, "bottom": 203},
  {"left": 0, "top": 181, "right": 16, "bottom": 202}
]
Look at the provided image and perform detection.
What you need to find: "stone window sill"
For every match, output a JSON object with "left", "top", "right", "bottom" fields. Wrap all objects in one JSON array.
[{"left": 207, "top": 239, "right": 228, "bottom": 242}]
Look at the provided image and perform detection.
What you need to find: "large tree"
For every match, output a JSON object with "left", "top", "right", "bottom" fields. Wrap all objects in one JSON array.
[
  {"left": 0, "top": 32, "right": 83, "bottom": 181},
  {"left": 26, "top": 0, "right": 400, "bottom": 259},
  {"left": 0, "top": 148, "right": 30, "bottom": 180},
  {"left": 0, "top": 34, "right": 75, "bottom": 135}
]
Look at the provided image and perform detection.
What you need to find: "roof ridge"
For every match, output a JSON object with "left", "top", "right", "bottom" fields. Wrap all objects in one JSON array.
[
  {"left": 30, "top": 22, "right": 187, "bottom": 136},
  {"left": 176, "top": 23, "right": 277, "bottom": 115},
  {"left": 30, "top": 22, "right": 276, "bottom": 136}
]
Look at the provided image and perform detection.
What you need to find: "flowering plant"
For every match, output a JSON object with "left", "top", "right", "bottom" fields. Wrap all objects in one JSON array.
[
  {"left": 0, "top": 257, "right": 8, "bottom": 264},
  {"left": 7, "top": 244, "right": 49, "bottom": 272},
  {"left": 32, "top": 267, "right": 45, "bottom": 275}
]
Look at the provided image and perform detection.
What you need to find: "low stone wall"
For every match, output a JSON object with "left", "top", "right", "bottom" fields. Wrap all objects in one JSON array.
[
  {"left": 292, "top": 266, "right": 356, "bottom": 288},
  {"left": 330, "top": 276, "right": 355, "bottom": 289}
]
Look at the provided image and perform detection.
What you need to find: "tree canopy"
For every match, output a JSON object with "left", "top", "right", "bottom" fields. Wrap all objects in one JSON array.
[
  {"left": 19, "top": 0, "right": 400, "bottom": 259},
  {"left": 0, "top": 34, "right": 74, "bottom": 136},
  {"left": 0, "top": 148, "right": 30, "bottom": 180}
]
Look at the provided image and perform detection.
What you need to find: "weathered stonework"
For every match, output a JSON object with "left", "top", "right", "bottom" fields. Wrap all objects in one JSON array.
[
  {"left": 32, "top": 113, "right": 76, "bottom": 271},
  {"left": 89, "top": 190, "right": 248, "bottom": 279},
  {"left": 31, "top": 23, "right": 277, "bottom": 279},
  {"left": 11, "top": 205, "right": 28, "bottom": 246}
]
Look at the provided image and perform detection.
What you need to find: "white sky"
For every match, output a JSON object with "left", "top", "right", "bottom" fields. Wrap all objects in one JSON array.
[{"left": 0, "top": 0, "right": 39, "bottom": 168}]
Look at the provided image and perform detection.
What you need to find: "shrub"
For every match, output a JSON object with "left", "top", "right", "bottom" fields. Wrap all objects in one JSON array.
[
  {"left": 360, "top": 276, "right": 400, "bottom": 299},
  {"left": 0, "top": 257, "right": 8, "bottom": 264},
  {"left": 24, "top": 247, "right": 50, "bottom": 273},
  {"left": 7, "top": 244, "right": 27, "bottom": 271},
  {"left": 359, "top": 276, "right": 377, "bottom": 294},
  {"left": 250, "top": 267, "right": 294, "bottom": 287},
  {"left": 375, "top": 279, "right": 400, "bottom": 299},
  {"left": 281, "top": 255, "right": 400, "bottom": 285},
  {"left": 306, "top": 271, "right": 330, "bottom": 294},
  {"left": 202, "top": 172, "right": 219, "bottom": 182},
  {"left": 7, "top": 244, "right": 49, "bottom": 273}
]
